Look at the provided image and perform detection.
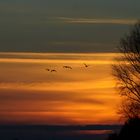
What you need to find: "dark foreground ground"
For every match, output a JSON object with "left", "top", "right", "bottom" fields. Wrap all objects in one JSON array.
[{"left": 0, "top": 125, "right": 121, "bottom": 140}]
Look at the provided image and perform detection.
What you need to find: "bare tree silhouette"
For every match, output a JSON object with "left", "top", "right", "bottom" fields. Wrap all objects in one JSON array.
[{"left": 113, "top": 21, "right": 140, "bottom": 120}]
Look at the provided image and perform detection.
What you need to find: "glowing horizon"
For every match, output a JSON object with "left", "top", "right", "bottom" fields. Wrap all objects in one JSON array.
[{"left": 0, "top": 52, "right": 121, "bottom": 125}]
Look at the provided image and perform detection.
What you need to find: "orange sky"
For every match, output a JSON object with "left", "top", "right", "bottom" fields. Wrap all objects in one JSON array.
[{"left": 0, "top": 52, "right": 121, "bottom": 125}]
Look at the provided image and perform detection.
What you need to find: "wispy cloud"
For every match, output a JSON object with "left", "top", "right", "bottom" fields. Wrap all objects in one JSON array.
[
  {"left": 58, "top": 17, "right": 137, "bottom": 25},
  {"left": 0, "top": 52, "right": 118, "bottom": 64}
]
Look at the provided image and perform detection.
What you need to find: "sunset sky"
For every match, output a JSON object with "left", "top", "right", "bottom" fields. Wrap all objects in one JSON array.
[
  {"left": 0, "top": 53, "right": 121, "bottom": 125},
  {"left": 0, "top": 0, "right": 139, "bottom": 125}
]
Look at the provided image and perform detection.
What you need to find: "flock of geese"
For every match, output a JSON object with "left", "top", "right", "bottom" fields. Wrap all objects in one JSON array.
[{"left": 45, "top": 63, "right": 90, "bottom": 72}]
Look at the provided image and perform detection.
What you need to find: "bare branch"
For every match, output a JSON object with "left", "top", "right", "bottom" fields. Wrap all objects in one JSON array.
[{"left": 113, "top": 21, "right": 140, "bottom": 120}]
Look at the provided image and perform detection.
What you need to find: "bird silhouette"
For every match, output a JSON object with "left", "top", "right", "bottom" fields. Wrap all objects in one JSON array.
[
  {"left": 84, "top": 63, "right": 90, "bottom": 68},
  {"left": 63, "top": 66, "right": 72, "bottom": 69},
  {"left": 51, "top": 70, "right": 57, "bottom": 72},
  {"left": 45, "top": 68, "right": 50, "bottom": 71}
]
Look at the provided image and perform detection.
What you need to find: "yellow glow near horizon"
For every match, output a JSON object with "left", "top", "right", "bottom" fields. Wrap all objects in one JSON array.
[{"left": 0, "top": 52, "right": 121, "bottom": 125}]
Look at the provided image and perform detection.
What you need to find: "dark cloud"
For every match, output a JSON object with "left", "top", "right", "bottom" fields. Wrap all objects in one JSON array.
[
  {"left": 0, "top": 88, "right": 103, "bottom": 103},
  {"left": 0, "top": 0, "right": 138, "bottom": 52}
]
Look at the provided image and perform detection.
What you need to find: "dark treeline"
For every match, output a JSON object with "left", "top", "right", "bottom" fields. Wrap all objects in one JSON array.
[
  {"left": 0, "top": 124, "right": 121, "bottom": 140},
  {"left": 0, "top": 124, "right": 121, "bottom": 131}
]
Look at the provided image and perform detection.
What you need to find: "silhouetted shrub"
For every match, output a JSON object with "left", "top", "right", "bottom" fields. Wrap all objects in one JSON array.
[
  {"left": 107, "top": 117, "right": 140, "bottom": 140},
  {"left": 118, "top": 117, "right": 140, "bottom": 140}
]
